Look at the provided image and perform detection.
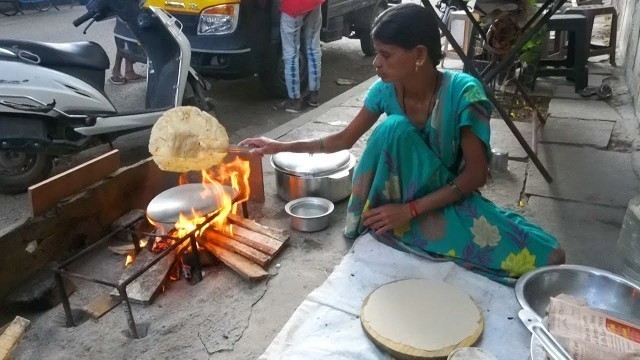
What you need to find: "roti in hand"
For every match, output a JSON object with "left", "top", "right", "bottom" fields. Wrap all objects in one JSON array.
[{"left": 149, "top": 106, "right": 229, "bottom": 172}]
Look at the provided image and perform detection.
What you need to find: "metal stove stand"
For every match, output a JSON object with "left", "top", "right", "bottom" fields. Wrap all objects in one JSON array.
[{"left": 53, "top": 211, "right": 217, "bottom": 339}]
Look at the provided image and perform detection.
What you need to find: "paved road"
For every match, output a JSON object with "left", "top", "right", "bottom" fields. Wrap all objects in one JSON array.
[{"left": 0, "top": 6, "right": 377, "bottom": 229}]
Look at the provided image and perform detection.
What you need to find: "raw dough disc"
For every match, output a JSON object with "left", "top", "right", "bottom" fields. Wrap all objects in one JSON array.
[
  {"left": 149, "top": 106, "right": 229, "bottom": 173},
  {"left": 360, "top": 278, "right": 483, "bottom": 359}
]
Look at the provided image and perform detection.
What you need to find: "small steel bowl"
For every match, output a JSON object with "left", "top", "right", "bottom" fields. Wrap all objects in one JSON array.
[
  {"left": 515, "top": 265, "right": 640, "bottom": 324},
  {"left": 284, "top": 197, "right": 334, "bottom": 232}
]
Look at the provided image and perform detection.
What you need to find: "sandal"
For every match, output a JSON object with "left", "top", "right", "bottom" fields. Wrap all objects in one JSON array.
[
  {"left": 124, "top": 72, "right": 146, "bottom": 82},
  {"left": 109, "top": 75, "right": 127, "bottom": 85},
  {"left": 578, "top": 87, "right": 598, "bottom": 98}
]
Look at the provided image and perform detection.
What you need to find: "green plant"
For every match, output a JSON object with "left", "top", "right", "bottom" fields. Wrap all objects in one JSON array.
[{"left": 519, "top": 27, "right": 546, "bottom": 64}]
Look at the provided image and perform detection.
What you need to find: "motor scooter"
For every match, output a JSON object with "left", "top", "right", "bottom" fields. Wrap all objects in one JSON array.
[{"left": 0, "top": 0, "right": 214, "bottom": 193}]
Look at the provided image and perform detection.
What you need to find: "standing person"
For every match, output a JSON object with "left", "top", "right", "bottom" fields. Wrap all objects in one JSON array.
[
  {"left": 241, "top": 4, "right": 564, "bottom": 284},
  {"left": 109, "top": 49, "right": 146, "bottom": 85},
  {"left": 274, "top": 0, "right": 324, "bottom": 113},
  {"left": 109, "top": 18, "right": 146, "bottom": 85}
]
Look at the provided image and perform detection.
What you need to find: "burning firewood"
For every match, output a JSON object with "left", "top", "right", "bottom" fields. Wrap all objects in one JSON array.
[
  {"left": 225, "top": 225, "right": 286, "bottom": 257},
  {"left": 110, "top": 249, "right": 177, "bottom": 304},
  {"left": 227, "top": 214, "right": 289, "bottom": 243},
  {"left": 201, "top": 243, "right": 268, "bottom": 281},
  {"left": 202, "top": 230, "right": 271, "bottom": 268}
]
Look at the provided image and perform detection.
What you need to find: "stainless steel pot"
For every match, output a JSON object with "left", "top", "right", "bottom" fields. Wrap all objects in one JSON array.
[{"left": 271, "top": 150, "right": 356, "bottom": 202}]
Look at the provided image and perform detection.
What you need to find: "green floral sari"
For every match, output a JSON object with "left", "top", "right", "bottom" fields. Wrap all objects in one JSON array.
[{"left": 344, "top": 71, "right": 562, "bottom": 284}]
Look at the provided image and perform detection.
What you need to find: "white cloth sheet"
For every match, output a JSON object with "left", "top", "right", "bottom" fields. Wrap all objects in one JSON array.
[{"left": 259, "top": 233, "right": 532, "bottom": 360}]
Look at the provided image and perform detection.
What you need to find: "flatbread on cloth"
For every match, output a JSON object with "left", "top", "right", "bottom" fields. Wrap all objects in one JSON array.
[{"left": 149, "top": 106, "right": 229, "bottom": 173}]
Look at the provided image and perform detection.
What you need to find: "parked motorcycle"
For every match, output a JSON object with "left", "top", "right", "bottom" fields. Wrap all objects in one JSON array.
[{"left": 0, "top": 0, "right": 214, "bottom": 193}]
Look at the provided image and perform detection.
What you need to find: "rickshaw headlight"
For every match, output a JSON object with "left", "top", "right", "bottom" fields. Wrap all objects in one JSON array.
[{"left": 198, "top": 4, "right": 240, "bottom": 35}]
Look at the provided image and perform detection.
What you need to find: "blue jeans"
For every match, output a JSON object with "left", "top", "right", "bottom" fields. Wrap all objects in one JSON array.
[{"left": 280, "top": 7, "right": 322, "bottom": 100}]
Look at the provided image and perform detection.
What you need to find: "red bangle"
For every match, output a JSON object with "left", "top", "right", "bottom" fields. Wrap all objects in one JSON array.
[{"left": 409, "top": 201, "right": 419, "bottom": 218}]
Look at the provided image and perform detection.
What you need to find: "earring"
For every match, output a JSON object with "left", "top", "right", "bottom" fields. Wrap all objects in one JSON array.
[{"left": 415, "top": 60, "right": 424, "bottom": 72}]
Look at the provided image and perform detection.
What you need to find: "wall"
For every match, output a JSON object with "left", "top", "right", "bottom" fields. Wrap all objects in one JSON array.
[
  {"left": 614, "top": 0, "right": 640, "bottom": 114},
  {"left": 0, "top": 159, "right": 179, "bottom": 301}
]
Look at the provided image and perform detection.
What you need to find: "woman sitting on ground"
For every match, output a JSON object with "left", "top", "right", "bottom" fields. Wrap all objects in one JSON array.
[{"left": 240, "top": 3, "right": 565, "bottom": 284}]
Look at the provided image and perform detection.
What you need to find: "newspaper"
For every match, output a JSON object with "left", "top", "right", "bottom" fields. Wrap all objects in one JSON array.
[{"left": 546, "top": 296, "right": 640, "bottom": 360}]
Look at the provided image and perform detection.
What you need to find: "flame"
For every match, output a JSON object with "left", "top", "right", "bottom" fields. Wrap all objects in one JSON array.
[
  {"left": 138, "top": 156, "right": 251, "bottom": 275},
  {"left": 139, "top": 238, "right": 148, "bottom": 248},
  {"left": 209, "top": 156, "right": 251, "bottom": 213},
  {"left": 125, "top": 253, "right": 135, "bottom": 267}
]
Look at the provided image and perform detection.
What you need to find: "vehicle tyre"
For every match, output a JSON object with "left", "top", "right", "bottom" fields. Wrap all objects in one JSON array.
[
  {"left": 34, "top": 0, "right": 51, "bottom": 11},
  {"left": 182, "top": 78, "right": 216, "bottom": 114},
  {"left": 0, "top": 0, "right": 20, "bottom": 16},
  {"left": 259, "top": 42, "right": 308, "bottom": 99},
  {"left": 357, "top": 1, "right": 388, "bottom": 57},
  {"left": 0, "top": 151, "right": 52, "bottom": 194}
]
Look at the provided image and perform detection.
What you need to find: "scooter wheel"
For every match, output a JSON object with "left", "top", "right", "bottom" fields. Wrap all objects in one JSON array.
[{"left": 0, "top": 152, "right": 52, "bottom": 194}]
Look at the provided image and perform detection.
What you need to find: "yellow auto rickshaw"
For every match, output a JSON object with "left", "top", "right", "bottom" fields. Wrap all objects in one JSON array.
[{"left": 114, "top": 0, "right": 391, "bottom": 98}]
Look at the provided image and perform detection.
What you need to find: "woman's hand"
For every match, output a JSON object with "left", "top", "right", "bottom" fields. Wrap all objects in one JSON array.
[
  {"left": 238, "top": 137, "right": 283, "bottom": 155},
  {"left": 362, "top": 203, "right": 412, "bottom": 235}
]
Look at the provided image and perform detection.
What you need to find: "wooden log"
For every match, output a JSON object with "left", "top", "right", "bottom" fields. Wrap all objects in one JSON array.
[
  {"left": 28, "top": 149, "right": 120, "bottom": 217},
  {"left": 226, "top": 225, "right": 285, "bottom": 257},
  {"left": 110, "top": 249, "right": 176, "bottom": 304},
  {"left": 84, "top": 294, "right": 122, "bottom": 319},
  {"left": 202, "top": 229, "right": 271, "bottom": 268},
  {"left": 0, "top": 316, "right": 30, "bottom": 360},
  {"left": 227, "top": 214, "right": 289, "bottom": 243},
  {"left": 202, "top": 243, "right": 268, "bottom": 281},
  {"left": 108, "top": 243, "right": 136, "bottom": 255}
]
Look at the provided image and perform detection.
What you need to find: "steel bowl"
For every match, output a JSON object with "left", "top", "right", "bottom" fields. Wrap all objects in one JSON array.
[
  {"left": 515, "top": 265, "right": 640, "bottom": 324},
  {"left": 284, "top": 197, "right": 334, "bottom": 232}
]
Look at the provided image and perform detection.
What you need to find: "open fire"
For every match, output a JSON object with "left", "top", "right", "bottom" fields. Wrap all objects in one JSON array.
[
  {"left": 127, "top": 156, "right": 252, "bottom": 280},
  {"left": 52, "top": 148, "right": 285, "bottom": 339}
]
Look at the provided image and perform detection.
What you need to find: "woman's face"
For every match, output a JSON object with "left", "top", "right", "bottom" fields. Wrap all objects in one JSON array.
[{"left": 372, "top": 41, "right": 426, "bottom": 83}]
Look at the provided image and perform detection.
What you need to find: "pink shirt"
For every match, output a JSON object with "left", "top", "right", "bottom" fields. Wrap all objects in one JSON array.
[{"left": 280, "top": 0, "right": 324, "bottom": 16}]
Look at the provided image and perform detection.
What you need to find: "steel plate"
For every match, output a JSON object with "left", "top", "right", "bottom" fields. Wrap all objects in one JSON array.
[{"left": 146, "top": 183, "right": 238, "bottom": 224}]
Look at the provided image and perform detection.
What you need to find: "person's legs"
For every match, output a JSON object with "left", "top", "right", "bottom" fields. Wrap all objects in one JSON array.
[
  {"left": 302, "top": 6, "right": 322, "bottom": 107},
  {"left": 123, "top": 57, "right": 146, "bottom": 81},
  {"left": 109, "top": 48, "right": 126, "bottom": 85},
  {"left": 274, "top": 12, "right": 304, "bottom": 113}
]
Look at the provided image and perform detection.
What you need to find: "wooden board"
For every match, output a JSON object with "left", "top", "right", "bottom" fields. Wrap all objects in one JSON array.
[
  {"left": 110, "top": 249, "right": 176, "bottom": 304},
  {"left": 202, "top": 243, "right": 268, "bottom": 281},
  {"left": 84, "top": 294, "right": 122, "bottom": 319},
  {"left": 227, "top": 225, "right": 285, "bottom": 256},
  {"left": 28, "top": 149, "right": 120, "bottom": 217},
  {"left": 227, "top": 214, "right": 289, "bottom": 243},
  {"left": 108, "top": 243, "right": 136, "bottom": 255},
  {"left": 360, "top": 279, "right": 483, "bottom": 359},
  {"left": 0, "top": 316, "right": 30, "bottom": 360},
  {"left": 203, "top": 229, "right": 271, "bottom": 268}
]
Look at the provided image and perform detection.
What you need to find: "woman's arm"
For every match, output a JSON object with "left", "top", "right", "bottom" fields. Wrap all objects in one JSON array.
[
  {"left": 413, "top": 126, "right": 488, "bottom": 214},
  {"left": 363, "top": 127, "right": 488, "bottom": 234},
  {"left": 239, "top": 107, "right": 380, "bottom": 154}
]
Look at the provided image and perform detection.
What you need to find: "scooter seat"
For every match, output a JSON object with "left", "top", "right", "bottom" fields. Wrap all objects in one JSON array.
[{"left": 0, "top": 40, "right": 109, "bottom": 70}]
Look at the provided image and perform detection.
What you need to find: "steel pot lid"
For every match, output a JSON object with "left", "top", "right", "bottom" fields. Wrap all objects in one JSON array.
[
  {"left": 271, "top": 150, "right": 354, "bottom": 177},
  {"left": 146, "top": 183, "right": 238, "bottom": 224}
]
